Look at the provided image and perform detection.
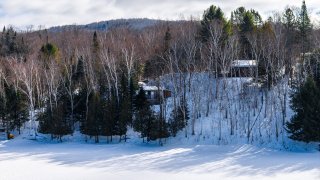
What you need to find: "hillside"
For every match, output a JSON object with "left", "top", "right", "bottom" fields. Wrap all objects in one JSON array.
[{"left": 48, "top": 18, "right": 165, "bottom": 32}]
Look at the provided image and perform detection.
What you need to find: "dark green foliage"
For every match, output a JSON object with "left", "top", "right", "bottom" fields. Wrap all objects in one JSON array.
[
  {"left": 298, "top": 0, "right": 312, "bottom": 54},
  {"left": 73, "top": 56, "right": 85, "bottom": 83},
  {"left": 92, "top": 31, "right": 100, "bottom": 56},
  {"left": 83, "top": 92, "right": 104, "bottom": 143},
  {"left": 38, "top": 102, "right": 72, "bottom": 141},
  {"left": 231, "top": 7, "right": 262, "bottom": 26},
  {"left": 38, "top": 86, "right": 73, "bottom": 141},
  {"left": 240, "top": 12, "right": 255, "bottom": 33},
  {"left": 200, "top": 5, "right": 228, "bottom": 42},
  {"left": 78, "top": 85, "right": 109, "bottom": 143},
  {"left": 286, "top": 77, "right": 320, "bottom": 142},
  {"left": 133, "top": 87, "right": 170, "bottom": 143},
  {"left": 169, "top": 97, "right": 189, "bottom": 137},
  {"left": 104, "top": 96, "right": 117, "bottom": 138},
  {"left": 0, "top": 26, "right": 29, "bottom": 56},
  {"left": 283, "top": 7, "right": 297, "bottom": 46},
  {"left": 309, "top": 51, "right": 320, "bottom": 86},
  {"left": 6, "top": 86, "right": 28, "bottom": 134},
  {"left": 0, "top": 83, "right": 28, "bottom": 136},
  {"left": 40, "top": 43, "right": 59, "bottom": 58},
  {"left": 133, "top": 88, "right": 156, "bottom": 142},
  {"left": 231, "top": 7, "right": 262, "bottom": 58},
  {"left": 144, "top": 55, "right": 164, "bottom": 78},
  {"left": 117, "top": 75, "right": 132, "bottom": 140},
  {"left": 150, "top": 117, "right": 170, "bottom": 142},
  {"left": 282, "top": 7, "right": 298, "bottom": 78},
  {"left": 239, "top": 12, "right": 255, "bottom": 58},
  {"left": 164, "top": 26, "right": 172, "bottom": 53}
]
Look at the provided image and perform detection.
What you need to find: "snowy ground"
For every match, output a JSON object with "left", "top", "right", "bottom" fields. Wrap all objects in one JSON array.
[{"left": 0, "top": 136, "right": 319, "bottom": 180}]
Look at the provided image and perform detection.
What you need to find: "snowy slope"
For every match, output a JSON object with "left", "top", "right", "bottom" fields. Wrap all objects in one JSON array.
[
  {"left": 0, "top": 137, "right": 319, "bottom": 180},
  {"left": 156, "top": 73, "right": 317, "bottom": 150}
]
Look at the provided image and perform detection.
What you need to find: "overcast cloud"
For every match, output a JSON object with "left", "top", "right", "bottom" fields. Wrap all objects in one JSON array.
[{"left": 0, "top": 0, "right": 320, "bottom": 29}]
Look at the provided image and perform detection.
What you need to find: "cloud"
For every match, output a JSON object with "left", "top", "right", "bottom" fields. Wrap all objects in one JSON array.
[{"left": 0, "top": 0, "right": 319, "bottom": 29}]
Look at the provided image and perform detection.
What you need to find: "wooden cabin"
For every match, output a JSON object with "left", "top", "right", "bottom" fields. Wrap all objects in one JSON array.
[
  {"left": 138, "top": 82, "right": 171, "bottom": 105},
  {"left": 230, "top": 60, "right": 258, "bottom": 77}
]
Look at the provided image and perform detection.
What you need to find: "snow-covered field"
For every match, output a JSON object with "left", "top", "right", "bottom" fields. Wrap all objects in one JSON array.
[
  {"left": 0, "top": 136, "right": 319, "bottom": 180},
  {"left": 0, "top": 75, "right": 319, "bottom": 180}
]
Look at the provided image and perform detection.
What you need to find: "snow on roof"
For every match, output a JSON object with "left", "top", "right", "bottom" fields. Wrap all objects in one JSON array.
[
  {"left": 138, "top": 82, "right": 146, "bottom": 87},
  {"left": 142, "top": 85, "right": 164, "bottom": 91},
  {"left": 231, "top": 60, "right": 257, "bottom": 67},
  {"left": 138, "top": 81, "right": 165, "bottom": 91}
]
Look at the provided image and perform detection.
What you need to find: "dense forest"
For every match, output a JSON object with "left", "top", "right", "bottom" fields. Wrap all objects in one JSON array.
[{"left": 0, "top": 1, "right": 319, "bottom": 145}]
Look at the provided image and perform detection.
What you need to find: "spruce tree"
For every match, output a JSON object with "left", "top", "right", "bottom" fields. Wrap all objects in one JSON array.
[
  {"left": 298, "top": 0, "right": 312, "bottom": 59},
  {"left": 117, "top": 75, "right": 132, "bottom": 141},
  {"left": 38, "top": 85, "right": 73, "bottom": 141},
  {"left": 0, "top": 83, "right": 28, "bottom": 136},
  {"left": 6, "top": 86, "right": 28, "bottom": 134},
  {"left": 286, "top": 77, "right": 320, "bottom": 142},
  {"left": 133, "top": 88, "right": 156, "bottom": 142},
  {"left": 80, "top": 92, "right": 104, "bottom": 143}
]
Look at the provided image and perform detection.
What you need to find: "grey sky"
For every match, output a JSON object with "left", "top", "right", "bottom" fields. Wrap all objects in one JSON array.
[{"left": 0, "top": 0, "right": 319, "bottom": 29}]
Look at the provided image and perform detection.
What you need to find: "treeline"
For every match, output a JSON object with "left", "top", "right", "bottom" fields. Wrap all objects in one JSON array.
[{"left": 0, "top": 1, "right": 319, "bottom": 143}]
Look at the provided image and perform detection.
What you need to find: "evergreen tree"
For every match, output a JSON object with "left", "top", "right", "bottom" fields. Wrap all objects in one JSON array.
[
  {"left": 232, "top": 7, "right": 261, "bottom": 58},
  {"left": 298, "top": 0, "right": 312, "bottom": 57},
  {"left": 0, "top": 83, "right": 28, "bottom": 137},
  {"left": 100, "top": 94, "right": 115, "bottom": 141},
  {"left": 286, "top": 77, "right": 320, "bottom": 142},
  {"left": 200, "top": 5, "right": 227, "bottom": 42},
  {"left": 80, "top": 91, "right": 104, "bottom": 143},
  {"left": 133, "top": 88, "right": 157, "bottom": 142},
  {"left": 283, "top": 7, "right": 298, "bottom": 79},
  {"left": 117, "top": 75, "right": 132, "bottom": 141},
  {"left": 6, "top": 86, "right": 28, "bottom": 134},
  {"left": 38, "top": 85, "right": 73, "bottom": 141},
  {"left": 149, "top": 114, "right": 169, "bottom": 144},
  {"left": 239, "top": 11, "right": 255, "bottom": 58},
  {"left": 40, "top": 43, "right": 59, "bottom": 59},
  {"left": 92, "top": 31, "right": 99, "bottom": 54},
  {"left": 164, "top": 26, "right": 172, "bottom": 53},
  {"left": 0, "top": 26, "right": 28, "bottom": 56}
]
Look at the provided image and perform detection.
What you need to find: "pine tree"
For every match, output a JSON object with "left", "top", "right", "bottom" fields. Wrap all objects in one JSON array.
[
  {"left": 239, "top": 11, "right": 255, "bottom": 58},
  {"left": 231, "top": 7, "right": 261, "bottom": 59},
  {"left": 200, "top": 5, "right": 226, "bottom": 42},
  {"left": 286, "top": 77, "right": 320, "bottom": 142}
]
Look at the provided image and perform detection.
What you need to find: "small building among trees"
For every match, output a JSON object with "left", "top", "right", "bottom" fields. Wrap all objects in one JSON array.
[
  {"left": 138, "top": 82, "right": 171, "bottom": 105},
  {"left": 230, "top": 60, "right": 258, "bottom": 77}
]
